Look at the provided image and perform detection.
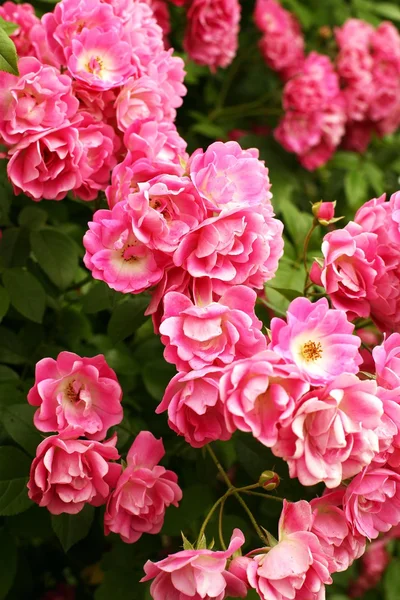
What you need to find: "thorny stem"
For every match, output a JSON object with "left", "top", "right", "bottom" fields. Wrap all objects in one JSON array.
[
  {"left": 302, "top": 218, "right": 318, "bottom": 294},
  {"left": 205, "top": 445, "right": 269, "bottom": 546}
]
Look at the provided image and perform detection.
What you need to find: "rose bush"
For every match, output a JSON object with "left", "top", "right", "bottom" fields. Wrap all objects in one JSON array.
[{"left": 3, "top": 1, "right": 400, "bottom": 600}]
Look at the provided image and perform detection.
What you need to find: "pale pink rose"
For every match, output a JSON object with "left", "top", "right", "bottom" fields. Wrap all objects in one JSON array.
[
  {"left": 269, "top": 297, "right": 362, "bottom": 385},
  {"left": 73, "top": 112, "right": 120, "bottom": 201},
  {"left": 104, "top": 431, "right": 182, "bottom": 543},
  {"left": 373, "top": 333, "right": 400, "bottom": 390},
  {"left": 126, "top": 175, "right": 206, "bottom": 254},
  {"left": 0, "top": 1, "right": 39, "bottom": 57},
  {"left": 184, "top": 0, "right": 241, "bottom": 71},
  {"left": 106, "top": 121, "right": 187, "bottom": 209},
  {"left": 117, "top": 1, "right": 164, "bottom": 71},
  {"left": 173, "top": 206, "right": 284, "bottom": 295},
  {"left": 246, "top": 501, "right": 332, "bottom": 600},
  {"left": 310, "top": 489, "right": 366, "bottom": 573},
  {"left": 310, "top": 222, "right": 384, "bottom": 320},
  {"left": 145, "top": 266, "right": 191, "bottom": 334},
  {"left": 141, "top": 529, "right": 247, "bottom": 600},
  {"left": 349, "top": 539, "right": 390, "bottom": 598},
  {"left": 83, "top": 201, "right": 167, "bottom": 294},
  {"left": 146, "top": 50, "right": 187, "bottom": 121},
  {"left": 358, "top": 328, "right": 380, "bottom": 376},
  {"left": 67, "top": 28, "right": 137, "bottom": 90},
  {"left": 189, "top": 141, "right": 272, "bottom": 214},
  {"left": 144, "top": 0, "right": 171, "bottom": 46},
  {"left": 157, "top": 366, "right": 231, "bottom": 448},
  {"left": 335, "top": 19, "right": 374, "bottom": 49},
  {"left": 272, "top": 374, "right": 384, "bottom": 488},
  {"left": 27, "top": 352, "right": 123, "bottom": 441},
  {"left": 159, "top": 286, "right": 266, "bottom": 371},
  {"left": 254, "top": 0, "right": 305, "bottom": 76},
  {"left": 7, "top": 123, "right": 86, "bottom": 201},
  {"left": 388, "top": 190, "right": 400, "bottom": 244},
  {"left": 115, "top": 76, "right": 165, "bottom": 132},
  {"left": 220, "top": 349, "right": 309, "bottom": 447},
  {"left": 28, "top": 433, "right": 121, "bottom": 515},
  {"left": 344, "top": 465, "right": 400, "bottom": 539},
  {"left": 0, "top": 57, "right": 78, "bottom": 147}
]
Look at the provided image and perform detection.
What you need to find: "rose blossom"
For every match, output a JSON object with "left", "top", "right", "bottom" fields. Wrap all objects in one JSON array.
[
  {"left": 269, "top": 297, "right": 362, "bottom": 385},
  {"left": 0, "top": 57, "right": 78, "bottom": 146},
  {"left": 310, "top": 489, "right": 366, "bottom": 573},
  {"left": 189, "top": 141, "right": 272, "bottom": 213},
  {"left": 0, "top": 1, "right": 39, "bottom": 57},
  {"left": 27, "top": 351, "right": 123, "bottom": 441},
  {"left": 146, "top": 50, "right": 187, "bottom": 122},
  {"left": 104, "top": 431, "right": 182, "bottom": 543},
  {"left": 246, "top": 501, "right": 332, "bottom": 600},
  {"left": 145, "top": 266, "right": 191, "bottom": 334},
  {"left": 28, "top": 433, "right": 121, "bottom": 515},
  {"left": 7, "top": 123, "right": 86, "bottom": 201},
  {"left": 83, "top": 201, "right": 167, "bottom": 294},
  {"left": 220, "top": 349, "right": 309, "bottom": 447},
  {"left": 157, "top": 366, "right": 231, "bottom": 448},
  {"left": 349, "top": 539, "right": 390, "bottom": 598},
  {"left": 173, "top": 206, "right": 284, "bottom": 295},
  {"left": 184, "top": 0, "right": 241, "bottom": 71},
  {"left": 272, "top": 374, "right": 384, "bottom": 488},
  {"left": 126, "top": 175, "right": 206, "bottom": 253},
  {"left": 115, "top": 75, "right": 165, "bottom": 132},
  {"left": 373, "top": 334, "right": 400, "bottom": 390},
  {"left": 141, "top": 528, "right": 247, "bottom": 600},
  {"left": 159, "top": 286, "right": 266, "bottom": 371},
  {"left": 344, "top": 465, "right": 400, "bottom": 539}
]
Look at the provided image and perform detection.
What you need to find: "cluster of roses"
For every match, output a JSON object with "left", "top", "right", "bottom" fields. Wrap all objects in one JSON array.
[
  {"left": 254, "top": 0, "right": 400, "bottom": 169},
  {"left": 0, "top": 0, "right": 186, "bottom": 201},
  {"left": 26, "top": 351, "right": 182, "bottom": 544}
]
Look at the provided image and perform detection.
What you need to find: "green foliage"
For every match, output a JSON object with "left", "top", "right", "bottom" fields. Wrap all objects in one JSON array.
[
  {"left": 0, "top": 26, "right": 18, "bottom": 75},
  {"left": 51, "top": 505, "right": 95, "bottom": 552}
]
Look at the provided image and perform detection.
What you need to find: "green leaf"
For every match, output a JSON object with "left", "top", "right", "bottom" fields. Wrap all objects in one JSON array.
[
  {"left": 330, "top": 151, "right": 360, "bottom": 171},
  {"left": 18, "top": 206, "right": 47, "bottom": 230},
  {"left": 0, "top": 326, "right": 27, "bottom": 365},
  {"left": 1, "top": 404, "right": 43, "bottom": 456},
  {"left": 267, "top": 287, "right": 303, "bottom": 302},
  {"left": 0, "top": 26, "right": 18, "bottom": 75},
  {"left": 384, "top": 558, "right": 400, "bottom": 600},
  {"left": 0, "top": 446, "right": 32, "bottom": 516},
  {"left": 365, "top": 163, "right": 384, "bottom": 196},
  {"left": 108, "top": 296, "right": 149, "bottom": 344},
  {"left": 283, "top": 0, "right": 313, "bottom": 28},
  {"left": 0, "top": 18, "right": 18, "bottom": 36},
  {"left": 369, "top": 2, "right": 400, "bottom": 20},
  {"left": 30, "top": 228, "right": 79, "bottom": 289},
  {"left": 0, "top": 528, "right": 17, "bottom": 600},
  {"left": 0, "top": 227, "right": 31, "bottom": 268},
  {"left": 83, "top": 281, "right": 114, "bottom": 314},
  {"left": 279, "top": 200, "right": 313, "bottom": 253},
  {"left": 141, "top": 359, "right": 176, "bottom": 401},
  {"left": 3, "top": 268, "right": 46, "bottom": 323},
  {"left": 0, "top": 285, "right": 9, "bottom": 321},
  {"left": 344, "top": 169, "right": 368, "bottom": 210},
  {"left": 51, "top": 504, "right": 95, "bottom": 552},
  {"left": 0, "top": 366, "right": 18, "bottom": 383},
  {"left": 191, "top": 122, "right": 226, "bottom": 139}
]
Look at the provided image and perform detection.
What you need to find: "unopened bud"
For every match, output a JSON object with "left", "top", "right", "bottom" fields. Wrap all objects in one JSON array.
[
  {"left": 311, "top": 200, "right": 343, "bottom": 226},
  {"left": 258, "top": 471, "right": 280, "bottom": 490}
]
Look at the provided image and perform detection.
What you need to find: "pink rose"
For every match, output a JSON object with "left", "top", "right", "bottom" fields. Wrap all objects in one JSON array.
[
  {"left": 312, "top": 200, "right": 338, "bottom": 225},
  {"left": 0, "top": 57, "right": 78, "bottom": 147},
  {"left": 273, "top": 374, "right": 384, "bottom": 488},
  {"left": 184, "top": 0, "right": 241, "bottom": 71},
  {"left": 83, "top": 201, "right": 167, "bottom": 294},
  {"left": 310, "top": 489, "right": 366, "bottom": 573},
  {"left": 349, "top": 539, "right": 390, "bottom": 598},
  {"left": 189, "top": 141, "right": 272, "bottom": 213},
  {"left": 173, "top": 206, "right": 284, "bottom": 295},
  {"left": 126, "top": 175, "right": 206, "bottom": 254},
  {"left": 220, "top": 350, "right": 309, "bottom": 447},
  {"left": 146, "top": 50, "right": 187, "bottom": 122},
  {"left": 335, "top": 19, "right": 374, "bottom": 50},
  {"left": 145, "top": 266, "right": 191, "bottom": 334},
  {"left": 28, "top": 434, "right": 121, "bottom": 515},
  {"left": 159, "top": 286, "right": 266, "bottom": 371},
  {"left": 157, "top": 366, "right": 231, "bottom": 448},
  {"left": 373, "top": 333, "right": 400, "bottom": 390},
  {"left": 104, "top": 431, "right": 182, "bottom": 543},
  {"left": 141, "top": 529, "right": 247, "bottom": 600},
  {"left": 7, "top": 123, "right": 86, "bottom": 201},
  {"left": 115, "top": 76, "right": 165, "bottom": 132},
  {"left": 246, "top": 501, "right": 332, "bottom": 600},
  {"left": 27, "top": 352, "right": 123, "bottom": 441},
  {"left": 0, "top": 2, "right": 39, "bottom": 57},
  {"left": 344, "top": 465, "right": 400, "bottom": 539},
  {"left": 269, "top": 297, "right": 362, "bottom": 385},
  {"left": 144, "top": 0, "right": 171, "bottom": 46}
]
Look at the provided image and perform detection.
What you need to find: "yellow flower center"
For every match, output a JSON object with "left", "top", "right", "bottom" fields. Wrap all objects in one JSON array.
[{"left": 301, "top": 340, "right": 323, "bottom": 362}]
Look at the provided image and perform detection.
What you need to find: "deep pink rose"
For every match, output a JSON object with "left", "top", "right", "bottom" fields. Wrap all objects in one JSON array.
[
  {"left": 344, "top": 465, "right": 400, "bottom": 539},
  {"left": 145, "top": 266, "right": 191, "bottom": 334},
  {"left": 189, "top": 141, "right": 272, "bottom": 214},
  {"left": 157, "top": 366, "right": 231, "bottom": 448},
  {"left": 349, "top": 539, "right": 390, "bottom": 598},
  {"left": 141, "top": 529, "right": 247, "bottom": 600},
  {"left": 28, "top": 434, "right": 121, "bottom": 515},
  {"left": 246, "top": 501, "right": 332, "bottom": 600},
  {"left": 184, "top": 0, "right": 241, "bottom": 71},
  {"left": 374, "top": 333, "right": 400, "bottom": 390},
  {"left": 272, "top": 374, "right": 384, "bottom": 488},
  {"left": 220, "top": 349, "right": 309, "bottom": 447},
  {"left": 0, "top": 2, "right": 39, "bottom": 57},
  {"left": 104, "top": 431, "right": 182, "bottom": 543},
  {"left": 83, "top": 201, "right": 168, "bottom": 294},
  {"left": 173, "top": 206, "right": 284, "bottom": 295},
  {"left": 159, "top": 286, "right": 266, "bottom": 371},
  {"left": 269, "top": 297, "right": 362, "bottom": 385},
  {"left": 28, "top": 352, "right": 123, "bottom": 441}
]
